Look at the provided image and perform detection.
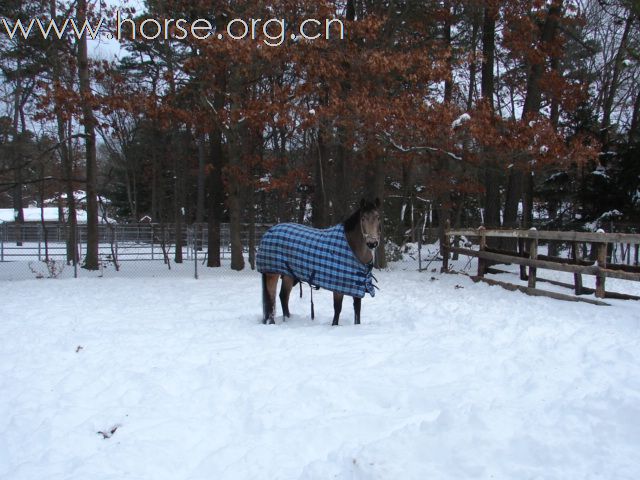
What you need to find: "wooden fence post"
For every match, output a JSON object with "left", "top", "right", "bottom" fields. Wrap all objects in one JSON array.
[
  {"left": 441, "top": 220, "right": 451, "bottom": 273},
  {"left": 519, "top": 237, "right": 528, "bottom": 281},
  {"left": 595, "top": 238, "right": 607, "bottom": 299},
  {"left": 528, "top": 230, "right": 538, "bottom": 289},
  {"left": 572, "top": 241, "right": 583, "bottom": 295},
  {"left": 477, "top": 226, "right": 486, "bottom": 277}
]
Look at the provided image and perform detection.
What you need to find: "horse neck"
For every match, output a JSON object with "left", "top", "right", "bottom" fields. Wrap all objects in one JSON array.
[{"left": 344, "top": 212, "right": 373, "bottom": 265}]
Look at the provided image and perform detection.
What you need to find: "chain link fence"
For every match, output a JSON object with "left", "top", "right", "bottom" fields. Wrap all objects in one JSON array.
[{"left": 0, "top": 223, "right": 272, "bottom": 281}]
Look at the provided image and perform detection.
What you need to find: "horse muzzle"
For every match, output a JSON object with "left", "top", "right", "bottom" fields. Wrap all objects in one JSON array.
[{"left": 366, "top": 240, "right": 379, "bottom": 250}]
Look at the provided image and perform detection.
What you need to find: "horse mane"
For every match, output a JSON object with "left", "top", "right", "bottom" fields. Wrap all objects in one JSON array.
[
  {"left": 343, "top": 199, "right": 378, "bottom": 233},
  {"left": 342, "top": 209, "right": 361, "bottom": 233}
]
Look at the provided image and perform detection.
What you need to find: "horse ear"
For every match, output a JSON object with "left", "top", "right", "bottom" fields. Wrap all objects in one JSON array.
[{"left": 375, "top": 197, "right": 381, "bottom": 208}]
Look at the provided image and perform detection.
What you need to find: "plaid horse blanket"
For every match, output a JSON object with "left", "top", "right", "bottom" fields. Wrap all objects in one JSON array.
[{"left": 256, "top": 223, "right": 376, "bottom": 298}]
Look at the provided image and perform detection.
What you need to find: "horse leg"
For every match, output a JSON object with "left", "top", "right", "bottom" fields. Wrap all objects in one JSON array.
[
  {"left": 332, "top": 292, "right": 344, "bottom": 326},
  {"left": 279, "top": 275, "right": 295, "bottom": 319},
  {"left": 262, "top": 273, "right": 279, "bottom": 324},
  {"left": 353, "top": 297, "right": 361, "bottom": 325}
]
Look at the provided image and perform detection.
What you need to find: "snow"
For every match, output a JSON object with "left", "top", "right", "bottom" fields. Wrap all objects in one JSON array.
[
  {"left": 546, "top": 171, "right": 566, "bottom": 182},
  {"left": 451, "top": 113, "right": 471, "bottom": 129},
  {"left": 43, "top": 191, "right": 112, "bottom": 206},
  {"left": 599, "top": 209, "right": 623, "bottom": 220},
  {"left": 585, "top": 210, "right": 624, "bottom": 231},
  {"left": 591, "top": 167, "right": 610, "bottom": 179},
  {"left": 1, "top": 256, "right": 639, "bottom": 479}
]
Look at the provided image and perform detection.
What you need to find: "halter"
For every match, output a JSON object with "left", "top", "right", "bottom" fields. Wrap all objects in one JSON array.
[{"left": 360, "top": 210, "right": 381, "bottom": 245}]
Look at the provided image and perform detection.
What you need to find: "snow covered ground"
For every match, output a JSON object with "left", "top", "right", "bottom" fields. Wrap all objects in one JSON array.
[{"left": 1, "top": 255, "right": 639, "bottom": 479}]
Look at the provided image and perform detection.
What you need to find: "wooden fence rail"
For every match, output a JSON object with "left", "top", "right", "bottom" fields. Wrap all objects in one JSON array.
[{"left": 443, "top": 227, "right": 640, "bottom": 305}]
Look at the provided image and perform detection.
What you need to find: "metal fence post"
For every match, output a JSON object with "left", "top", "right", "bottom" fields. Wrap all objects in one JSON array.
[
  {"left": 74, "top": 225, "right": 79, "bottom": 278},
  {"left": 187, "top": 226, "right": 192, "bottom": 261},
  {"left": 114, "top": 225, "right": 119, "bottom": 264},
  {"left": 38, "top": 224, "right": 42, "bottom": 261},
  {"left": 151, "top": 224, "right": 155, "bottom": 260},
  {"left": 194, "top": 225, "right": 199, "bottom": 280}
]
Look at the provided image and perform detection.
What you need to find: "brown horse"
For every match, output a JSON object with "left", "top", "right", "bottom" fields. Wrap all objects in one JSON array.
[{"left": 259, "top": 198, "right": 381, "bottom": 325}]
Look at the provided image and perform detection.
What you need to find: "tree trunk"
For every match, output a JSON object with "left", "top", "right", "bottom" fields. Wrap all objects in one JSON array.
[
  {"left": 12, "top": 167, "right": 24, "bottom": 247},
  {"left": 228, "top": 184, "right": 245, "bottom": 270},
  {"left": 333, "top": 131, "right": 349, "bottom": 221},
  {"left": 207, "top": 129, "right": 224, "bottom": 268},
  {"left": 443, "top": 0, "right": 453, "bottom": 104},
  {"left": 630, "top": 90, "right": 640, "bottom": 144},
  {"left": 481, "top": 2, "right": 501, "bottom": 234},
  {"left": 365, "top": 155, "right": 386, "bottom": 268},
  {"left": 504, "top": 0, "right": 563, "bottom": 240},
  {"left": 227, "top": 131, "right": 245, "bottom": 269},
  {"left": 248, "top": 187, "right": 256, "bottom": 270},
  {"left": 12, "top": 61, "right": 24, "bottom": 247},
  {"left": 207, "top": 71, "right": 226, "bottom": 267},
  {"left": 601, "top": 11, "right": 633, "bottom": 152},
  {"left": 174, "top": 151, "right": 184, "bottom": 264},
  {"left": 481, "top": 3, "right": 497, "bottom": 110},
  {"left": 331, "top": 0, "right": 357, "bottom": 222},
  {"left": 196, "top": 132, "right": 206, "bottom": 223},
  {"left": 47, "top": 19, "right": 79, "bottom": 262},
  {"left": 60, "top": 116, "right": 78, "bottom": 264},
  {"left": 77, "top": 0, "right": 99, "bottom": 270},
  {"left": 401, "top": 159, "right": 414, "bottom": 242},
  {"left": 226, "top": 80, "right": 246, "bottom": 271},
  {"left": 151, "top": 137, "right": 158, "bottom": 221},
  {"left": 48, "top": 0, "right": 79, "bottom": 265},
  {"left": 313, "top": 116, "right": 329, "bottom": 228},
  {"left": 466, "top": 4, "right": 480, "bottom": 111}
]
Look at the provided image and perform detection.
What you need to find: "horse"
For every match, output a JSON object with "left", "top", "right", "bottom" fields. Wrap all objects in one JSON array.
[{"left": 256, "top": 198, "right": 381, "bottom": 325}]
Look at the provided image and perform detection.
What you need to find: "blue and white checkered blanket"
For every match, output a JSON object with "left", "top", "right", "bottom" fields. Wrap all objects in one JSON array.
[{"left": 256, "top": 223, "right": 376, "bottom": 298}]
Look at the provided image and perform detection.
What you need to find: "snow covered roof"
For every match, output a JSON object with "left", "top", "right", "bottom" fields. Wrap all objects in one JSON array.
[
  {"left": 0, "top": 208, "right": 60, "bottom": 223},
  {"left": 0, "top": 208, "right": 115, "bottom": 224}
]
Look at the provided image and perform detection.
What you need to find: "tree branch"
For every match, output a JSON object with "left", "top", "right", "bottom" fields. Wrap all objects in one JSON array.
[{"left": 378, "top": 131, "right": 463, "bottom": 161}]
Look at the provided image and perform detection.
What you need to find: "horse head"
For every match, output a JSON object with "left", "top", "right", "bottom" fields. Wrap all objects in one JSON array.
[{"left": 359, "top": 198, "right": 381, "bottom": 250}]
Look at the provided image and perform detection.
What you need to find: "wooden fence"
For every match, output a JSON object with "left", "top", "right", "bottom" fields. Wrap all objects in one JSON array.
[{"left": 443, "top": 228, "right": 640, "bottom": 306}]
